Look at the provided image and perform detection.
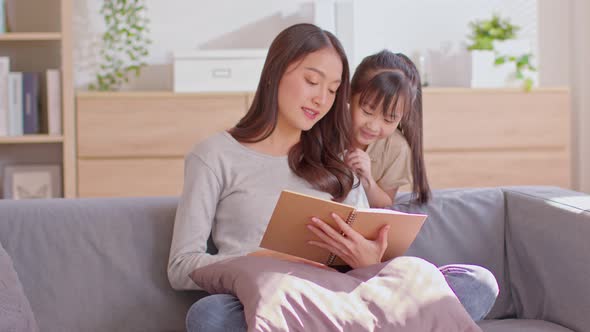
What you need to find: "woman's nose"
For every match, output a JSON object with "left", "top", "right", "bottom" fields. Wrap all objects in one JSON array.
[{"left": 312, "top": 89, "right": 328, "bottom": 107}]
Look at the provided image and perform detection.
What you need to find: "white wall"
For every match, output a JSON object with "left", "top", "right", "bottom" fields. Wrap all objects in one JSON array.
[
  {"left": 73, "top": 0, "right": 315, "bottom": 90},
  {"left": 350, "top": 0, "right": 538, "bottom": 87},
  {"left": 538, "top": 0, "right": 570, "bottom": 86},
  {"left": 74, "top": 0, "right": 546, "bottom": 90}
]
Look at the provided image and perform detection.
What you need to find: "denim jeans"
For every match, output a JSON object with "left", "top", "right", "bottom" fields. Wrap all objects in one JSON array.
[{"left": 186, "top": 264, "right": 498, "bottom": 332}]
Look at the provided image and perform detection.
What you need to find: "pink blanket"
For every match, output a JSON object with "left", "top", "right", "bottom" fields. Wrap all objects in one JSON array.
[{"left": 190, "top": 256, "right": 481, "bottom": 332}]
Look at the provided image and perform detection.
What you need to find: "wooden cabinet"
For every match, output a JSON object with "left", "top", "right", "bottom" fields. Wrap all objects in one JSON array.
[
  {"left": 422, "top": 88, "right": 570, "bottom": 189},
  {"left": 76, "top": 92, "right": 248, "bottom": 197},
  {"left": 76, "top": 88, "right": 571, "bottom": 197}
]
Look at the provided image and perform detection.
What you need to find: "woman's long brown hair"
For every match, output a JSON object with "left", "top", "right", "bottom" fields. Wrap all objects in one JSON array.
[
  {"left": 351, "top": 50, "right": 431, "bottom": 204},
  {"left": 230, "top": 23, "right": 354, "bottom": 202}
]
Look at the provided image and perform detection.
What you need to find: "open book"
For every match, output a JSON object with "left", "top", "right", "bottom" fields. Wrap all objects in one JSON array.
[{"left": 260, "top": 190, "right": 427, "bottom": 266}]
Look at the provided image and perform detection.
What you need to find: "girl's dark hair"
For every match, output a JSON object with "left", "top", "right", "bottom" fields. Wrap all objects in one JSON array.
[
  {"left": 230, "top": 23, "right": 354, "bottom": 202},
  {"left": 350, "top": 50, "right": 431, "bottom": 204}
]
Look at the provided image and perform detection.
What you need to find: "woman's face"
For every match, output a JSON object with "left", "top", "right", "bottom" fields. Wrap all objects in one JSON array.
[
  {"left": 350, "top": 93, "right": 402, "bottom": 148},
  {"left": 277, "top": 47, "right": 343, "bottom": 133}
]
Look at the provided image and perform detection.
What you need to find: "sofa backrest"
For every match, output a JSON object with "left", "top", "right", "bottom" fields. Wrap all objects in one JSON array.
[
  {"left": 0, "top": 197, "right": 201, "bottom": 332},
  {"left": 394, "top": 187, "right": 513, "bottom": 319},
  {"left": 502, "top": 186, "right": 590, "bottom": 331}
]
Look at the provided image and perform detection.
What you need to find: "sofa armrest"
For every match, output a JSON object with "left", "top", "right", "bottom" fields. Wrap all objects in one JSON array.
[{"left": 503, "top": 186, "right": 590, "bottom": 331}]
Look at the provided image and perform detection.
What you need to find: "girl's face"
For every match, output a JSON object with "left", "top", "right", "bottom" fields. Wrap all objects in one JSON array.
[
  {"left": 277, "top": 47, "right": 343, "bottom": 133},
  {"left": 350, "top": 93, "right": 402, "bottom": 149}
]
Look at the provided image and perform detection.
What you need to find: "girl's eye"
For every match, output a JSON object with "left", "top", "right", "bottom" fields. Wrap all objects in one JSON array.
[
  {"left": 362, "top": 108, "right": 373, "bottom": 116},
  {"left": 384, "top": 118, "right": 395, "bottom": 124}
]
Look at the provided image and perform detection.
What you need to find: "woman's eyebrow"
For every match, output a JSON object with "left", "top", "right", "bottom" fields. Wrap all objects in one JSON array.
[{"left": 304, "top": 67, "right": 341, "bottom": 83}]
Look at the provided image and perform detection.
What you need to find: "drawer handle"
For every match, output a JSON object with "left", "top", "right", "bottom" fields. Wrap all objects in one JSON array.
[{"left": 212, "top": 68, "right": 232, "bottom": 78}]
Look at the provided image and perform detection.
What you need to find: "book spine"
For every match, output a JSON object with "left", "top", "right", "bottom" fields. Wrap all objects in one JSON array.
[
  {"left": 325, "top": 209, "right": 357, "bottom": 265},
  {"left": 0, "top": 0, "right": 5, "bottom": 34},
  {"left": 46, "top": 69, "right": 61, "bottom": 135},
  {"left": 8, "top": 72, "right": 23, "bottom": 136},
  {"left": 0, "top": 56, "right": 9, "bottom": 135},
  {"left": 22, "top": 72, "right": 40, "bottom": 134}
]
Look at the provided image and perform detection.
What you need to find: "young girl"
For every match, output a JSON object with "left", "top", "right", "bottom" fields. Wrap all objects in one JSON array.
[
  {"left": 169, "top": 25, "right": 496, "bottom": 331},
  {"left": 345, "top": 50, "right": 430, "bottom": 207}
]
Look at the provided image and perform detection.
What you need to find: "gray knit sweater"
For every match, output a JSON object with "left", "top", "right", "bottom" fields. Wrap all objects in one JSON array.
[{"left": 167, "top": 131, "right": 368, "bottom": 290}]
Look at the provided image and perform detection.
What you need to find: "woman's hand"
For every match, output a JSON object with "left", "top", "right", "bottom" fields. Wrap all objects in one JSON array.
[
  {"left": 306, "top": 213, "right": 390, "bottom": 269},
  {"left": 248, "top": 249, "right": 335, "bottom": 271},
  {"left": 345, "top": 148, "right": 373, "bottom": 185}
]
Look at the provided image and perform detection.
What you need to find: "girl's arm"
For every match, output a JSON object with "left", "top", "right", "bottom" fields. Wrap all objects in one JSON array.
[
  {"left": 345, "top": 148, "right": 398, "bottom": 208},
  {"left": 363, "top": 179, "right": 398, "bottom": 208}
]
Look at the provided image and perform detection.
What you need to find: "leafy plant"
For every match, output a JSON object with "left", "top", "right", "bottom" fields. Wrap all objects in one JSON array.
[
  {"left": 466, "top": 14, "right": 536, "bottom": 91},
  {"left": 89, "top": 0, "right": 152, "bottom": 91},
  {"left": 494, "top": 53, "right": 536, "bottom": 91},
  {"left": 467, "top": 14, "right": 519, "bottom": 51}
]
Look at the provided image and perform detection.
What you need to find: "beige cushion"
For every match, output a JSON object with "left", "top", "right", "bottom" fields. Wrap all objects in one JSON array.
[{"left": 190, "top": 255, "right": 481, "bottom": 331}]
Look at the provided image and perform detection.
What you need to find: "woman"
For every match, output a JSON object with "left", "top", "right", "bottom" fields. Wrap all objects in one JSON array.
[{"left": 168, "top": 24, "right": 497, "bottom": 331}]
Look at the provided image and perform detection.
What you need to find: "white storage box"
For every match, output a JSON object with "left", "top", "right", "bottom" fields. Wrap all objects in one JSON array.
[{"left": 173, "top": 49, "right": 267, "bottom": 92}]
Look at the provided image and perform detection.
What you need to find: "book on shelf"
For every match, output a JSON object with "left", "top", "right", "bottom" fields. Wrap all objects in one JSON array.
[
  {"left": 22, "top": 72, "right": 40, "bottom": 134},
  {"left": 44, "top": 69, "right": 62, "bottom": 135},
  {"left": 8, "top": 72, "right": 22, "bottom": 136},
  {"left": 0, "top": 64, "right": 62, "bottom": 137},
  {"left": 260, "top": 190, "right": 427, "bottom": 266},
  {"left": 0, "top": 0, "right": 6, "bottom": 34},
  {"left": 0, "top": 56, "right": 8, "bottom": 136}
]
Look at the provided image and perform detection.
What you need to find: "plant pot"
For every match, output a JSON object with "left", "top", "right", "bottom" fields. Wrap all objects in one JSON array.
[{"left": 470, "top": 40, "right": 537, "bottom": 88}]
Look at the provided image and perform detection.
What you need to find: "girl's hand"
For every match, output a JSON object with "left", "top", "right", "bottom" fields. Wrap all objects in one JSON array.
[
  {"left": 248, "top": 249, "right": 335, "bottom": 271},
  {"left": 306, "top": 212, "right": 390, "bottom": 269},
  {"left": 345, "top": 149, "right": 373, "bottom": 184}
]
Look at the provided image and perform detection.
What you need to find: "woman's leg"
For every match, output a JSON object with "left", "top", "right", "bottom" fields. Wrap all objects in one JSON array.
[
  {"left": 439, "top": 264, "right": 499, "bottom": 321},
  {"left": 186, "top": 294, "right": 247, "bottom": 332}
]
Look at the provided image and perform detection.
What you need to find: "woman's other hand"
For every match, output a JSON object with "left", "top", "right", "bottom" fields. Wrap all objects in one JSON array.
[{"left": 306, "top": 212, "right": 389, "bottom": 269}]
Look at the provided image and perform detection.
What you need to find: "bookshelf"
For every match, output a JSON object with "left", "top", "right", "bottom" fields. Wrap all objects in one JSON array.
[{"left": 0, "top": 0, "right": 75, "bottom": 199}]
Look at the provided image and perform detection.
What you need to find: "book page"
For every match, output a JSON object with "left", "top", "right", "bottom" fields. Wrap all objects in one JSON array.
[
  {"left": 356, "top": 207, "right": 426, "bottom": 216},
  {"left": 259, "top": 190, "right": 355, "bottom": 264}
]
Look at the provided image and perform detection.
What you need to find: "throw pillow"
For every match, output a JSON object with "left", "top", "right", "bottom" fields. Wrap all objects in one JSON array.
[
  {"left": 190, "top": 255, "right": 481, "bottom": 332},
  {"left": 0, "top": 240, "right": 39, "bottom": 332}
]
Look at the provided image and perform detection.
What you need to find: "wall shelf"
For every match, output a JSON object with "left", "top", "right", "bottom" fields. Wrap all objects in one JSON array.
[
  {"left": 0, "top": 135, "right": 64, "bottom": 144},
  {"left": 0, "top": 33, "right": 62, "bottom": 41}
]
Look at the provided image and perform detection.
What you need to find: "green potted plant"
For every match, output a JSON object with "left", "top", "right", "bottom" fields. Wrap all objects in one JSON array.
[
  {"left": 89, "top": 0, "right": 152, "bottom": 91},
  {"left": 467, "top": 14, "right": 536, "bottom": 91}
]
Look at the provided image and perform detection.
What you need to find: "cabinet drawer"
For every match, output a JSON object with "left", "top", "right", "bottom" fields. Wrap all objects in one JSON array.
[
  {"left": 78, "top": 158, "right": 185, "bottom": 197},
  {"left": 77, "top": 94, "right": 247, "bottom": 158},
  {"left": 423, "top": 90, "right": 570, "bottom": 151},
  {"left": 425, "top": 150, "right": 571, "bottom": 189}
]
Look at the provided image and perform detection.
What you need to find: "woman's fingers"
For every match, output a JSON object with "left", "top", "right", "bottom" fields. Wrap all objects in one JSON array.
[
  {"left": 377, "top": 225, "right": 390, "bottom": 252},
  {"left": 307, "top": 239, "right": 346, "bottom": 260},
  {"left": 329, "top": 212, "right": 364, "bottom": 242},
  {"left": 306, "top": 221, "right": 347, "bottom": 253}
]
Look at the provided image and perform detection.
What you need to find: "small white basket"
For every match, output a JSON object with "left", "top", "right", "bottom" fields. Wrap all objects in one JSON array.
[{"left": 173, "top": 49, "right": 267, "bottom": 92}]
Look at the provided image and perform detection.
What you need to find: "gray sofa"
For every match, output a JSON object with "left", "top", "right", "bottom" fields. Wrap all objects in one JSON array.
[{"left": 1, "top": 186, "right": 588, "bottom": 332}]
